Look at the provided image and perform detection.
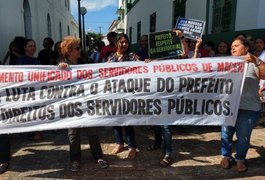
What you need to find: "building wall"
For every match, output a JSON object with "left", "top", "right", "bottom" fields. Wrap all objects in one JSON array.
[
  {"left": 125, "top": 0, "right": 209, "bottom": 44},
  {"left": 124, "top": 0, "right": 265, "bottom": 49},
  {"left": 235, "top": 0, "right": 265, "bottom": 30},
  {"left": 185, "top": 0, "right": 207, "bottom": 21},
  {"left": 0, "top": 0, "right": 78, "bottom": 64},
  {"left": 126, "top": 0, "right": 174, "bottom": 44}
]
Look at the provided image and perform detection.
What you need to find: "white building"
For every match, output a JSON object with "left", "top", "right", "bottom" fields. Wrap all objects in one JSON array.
[
  {"left": 112, "top": 0, "right": 265, "bottom": 48},
  {"left": 0, "top": 0, "right": 78, "bottom": 64}
]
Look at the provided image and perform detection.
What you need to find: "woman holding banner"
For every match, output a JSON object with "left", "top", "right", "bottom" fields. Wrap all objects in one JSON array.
[
  {"left": 220, "top": 37, "right": 265, "bottom": 172},
  {"left": 145, "top": 29, "right": 189, "bottom": 167},
  {"left": 107, "top": 33, "right": 139, "bottom": 159},
  {"left": 58, "top": 36, "right": 108, "bottom": 172}
]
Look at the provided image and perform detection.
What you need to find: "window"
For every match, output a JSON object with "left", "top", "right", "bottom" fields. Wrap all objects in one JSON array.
[
  {"left": 137, "top": 21, "right": 141, "bottom": 41},
  {"left": 129, "top": 27, "right": 132, "bottom": 43},
  {"left": 59, "top": 22, "right": 62, "bottom": 40},
  {"left": 67, "top": 25, "right": 70, "bottom": 35},
  {"left": 150, "top": 12, "right": 156, "bottom": 32},
  {"left": 172, "top": 0, "right": 186, "bottom": 27},
  {"left": 212, "top": 0, "right": 235, "bottom": 33},
  {"left": 47, "top": 14, "right": 52, "bottom": 37},
  {"left": 23, "top": 0, "right": 32, "bottom": 38}
]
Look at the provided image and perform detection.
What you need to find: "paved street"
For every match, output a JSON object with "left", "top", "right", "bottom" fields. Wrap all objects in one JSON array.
[{"left": 1, "top": 125, "right": 265, "bottom": 180}]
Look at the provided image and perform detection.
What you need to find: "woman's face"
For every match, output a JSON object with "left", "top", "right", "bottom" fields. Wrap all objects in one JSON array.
[
  {"left": 217, "top": 42, "right": 228, "bottom": 54},
  {"left": 254, "top": 38, "right": 265, "bottom": 51},
  {"left": 117, "top": 37, "right": 129, "bottom": 53},
  {"left": 231, "top": 39, "right": 248, "bottom": 56},
  {"left": 69, "top": 43, "right": 81, "bottom": 60},
  {"left": 25, "top": 40, "right": 36, "bottom": 57},
  {"left": 55, "top": 43, "right": 62, "bottom": 55}
]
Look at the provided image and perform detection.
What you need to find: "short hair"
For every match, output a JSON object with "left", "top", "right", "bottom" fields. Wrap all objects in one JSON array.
[
  {"left": 60, "top": 36, "right": 80, "bottom": 57},
  {"left": 140, "top": 34, "right": 148, "bottom": 40},
  {"left": 234, "top": 33, "right": 247, "bottom": 39},
  {"left": 43, "top": 37, "right": 54, "bottom": 46},
  {"left": 107, "top": 31, "right": 118, "bottom": 40},
  {"left": 232, "top": 37, "right": 251, "bottom": 52},
  {"left": 24, "top": 39, "right": 35, "bottom": 47}
]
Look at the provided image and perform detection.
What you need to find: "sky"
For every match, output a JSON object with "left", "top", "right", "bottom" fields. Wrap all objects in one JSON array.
[{"left": 70, "top": 0, "right": 119, "bottom": 36}]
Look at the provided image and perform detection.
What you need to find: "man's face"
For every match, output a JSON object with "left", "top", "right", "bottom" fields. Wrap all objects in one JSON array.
[
  {"left": 43, "top": 40, "right": 52, "bottom": 50},
  {"left": 139, "top": 36, "right": 148, "bottom": 49}
]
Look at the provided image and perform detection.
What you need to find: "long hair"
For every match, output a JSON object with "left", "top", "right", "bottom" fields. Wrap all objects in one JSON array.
[{"left": 115, "top": 33, "right": 131, "bottom": 54}]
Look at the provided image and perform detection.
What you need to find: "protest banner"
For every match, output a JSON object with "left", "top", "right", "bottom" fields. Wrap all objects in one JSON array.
[
  {"left": 0, "top": 56, "right": 246, "bottom": 134},
  {"left": 175, "top": 17, "right": 206, "bottom": 40},
  {"left": 149, "top": 30, "right": 182, "bottom": 59}
]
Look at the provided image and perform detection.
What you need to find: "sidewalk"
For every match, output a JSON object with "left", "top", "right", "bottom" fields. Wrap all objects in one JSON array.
[{"left": 1, "top": 125, "right": 265, "bottom": 180}]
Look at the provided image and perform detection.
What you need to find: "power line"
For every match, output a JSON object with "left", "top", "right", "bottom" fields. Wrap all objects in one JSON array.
[{"left": 86, "top": 21, "right": 112, "bottom": 24}]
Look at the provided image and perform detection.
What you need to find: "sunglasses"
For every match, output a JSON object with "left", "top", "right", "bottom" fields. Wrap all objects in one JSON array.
[{"left": 73, "top": 46, "right": 81, "bottom": 51}]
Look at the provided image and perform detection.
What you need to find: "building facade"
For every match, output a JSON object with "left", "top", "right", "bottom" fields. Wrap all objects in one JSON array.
[
  {"left": 112, "top": 0, "right": 265, "bottom": 48},
  {"left": 0, "top": 0, "right": 78, "bottom": 64}
]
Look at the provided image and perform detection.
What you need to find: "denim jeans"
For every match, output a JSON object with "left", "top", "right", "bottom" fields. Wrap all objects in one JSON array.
[
  {"left": 221, "top": 109, "right": 260, "bottom": 161},
  {"left": 153, "top": 125, "right": 172, "bottom": 156},
  {"left": 162, "top": 125, "right": 172, "bottom": 156},
  {"left": 113, "top": 126, "right": 136, "bottom": 149}
]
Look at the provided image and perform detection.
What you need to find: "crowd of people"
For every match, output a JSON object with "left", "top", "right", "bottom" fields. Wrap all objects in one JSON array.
[{"left": 0, "top": 29, "right": 265, "bottom": 175}]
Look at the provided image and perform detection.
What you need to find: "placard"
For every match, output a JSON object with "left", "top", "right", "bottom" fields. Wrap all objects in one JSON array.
[
  {"left": 149, "top": 30, "right": 182, "bottom": 59},
  {"left": 175, "top": 17, "right": 206, "bottom": 40}
]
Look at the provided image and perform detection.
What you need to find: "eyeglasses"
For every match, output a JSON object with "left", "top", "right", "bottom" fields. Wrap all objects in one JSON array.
[{"left": 73, "top": 46, "right": 81, "bottom": 51}]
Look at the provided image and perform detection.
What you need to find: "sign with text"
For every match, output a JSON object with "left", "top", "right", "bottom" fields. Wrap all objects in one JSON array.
[
  {"left": 149, "top": 30, "right": 182, "bottom": 59},
  {"left": 0, "top": 57, "right": 247, "bottom": 134},
  {"left": 175, "top": 17, "right": 206, "bottom": 40}
]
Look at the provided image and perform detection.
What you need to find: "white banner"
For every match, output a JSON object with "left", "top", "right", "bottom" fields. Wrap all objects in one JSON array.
[{"left": 0, "top": 57, "right": 247, "bottom": 134}]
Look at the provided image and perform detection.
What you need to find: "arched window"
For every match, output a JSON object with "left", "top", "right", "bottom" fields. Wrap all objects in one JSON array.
[
  {"left": 47, "top": 13, "right": 52, "bottom": 37},
  {"left": 23, "top": 0, "right": 32, "bottom": 38}
]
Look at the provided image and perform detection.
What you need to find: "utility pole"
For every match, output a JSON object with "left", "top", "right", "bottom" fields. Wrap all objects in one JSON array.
[
  {"left": 98, "top": 26, "right": 103, "bottom": 35},
  {"left": 77, "top": 0, "right": 82, "bottom": 44}
]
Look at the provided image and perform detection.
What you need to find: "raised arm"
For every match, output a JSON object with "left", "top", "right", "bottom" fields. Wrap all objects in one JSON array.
[{"left": 174, "top": 30, "right": 189, "bottom": 58}]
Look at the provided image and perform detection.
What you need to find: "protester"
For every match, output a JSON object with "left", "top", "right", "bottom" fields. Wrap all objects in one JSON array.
[
  {"left": 136, "top": 34, "right": 149, "bottom": 61},
  {"left": 107, "top": 33, "right": 139, "bottom": 159},
  {"left": 16, "top": 39, "right": 44, "bottom": 140},
  {"left": 220, "top": 37, "right": 265, "bottom": 172},
  {"left": 58, "top": 36, "right": 108, "bottom": 172},
  {"left": 98, "top": 31, "right": 117, "bottom": 62},
  {"left": 50, "top": 41, "right": 63, "bottom": 65},
  {"left": 2, "top": 36, "right": 26, "bottom": 65},
  {"left": 204, "top": 41, "right": 215, "bottom": 57},
  {"left": 145, "top": 29, "right": 188, "bottom": 167},
  {"left": 187, "top": 38, "right": 202, "bottom": 58},
  {"left": 215, "top": 41, "right": 230, "bottom": 57},
  {"left": 37, "top": 37, "right": 57, "bottom": 65},
  {"left": 16, "top": 39, "right": 40, "bottom": 65},
  {"left": 0, "top": 135, "right": 10, "bottom": 174},
  {"left": 253, "top": 37, "right": 265, "bottom": 61},
  {"left": 89, "top": 40, "right": 105, "bottom": 63}
]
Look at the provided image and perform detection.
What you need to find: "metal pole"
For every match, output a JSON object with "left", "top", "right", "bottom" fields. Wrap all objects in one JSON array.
[
  {"left": 77, "top": 0, "right": 82, "bottom": 48},
  {"left": 82, "top": 14, "right": 86, "bottom": 51}
]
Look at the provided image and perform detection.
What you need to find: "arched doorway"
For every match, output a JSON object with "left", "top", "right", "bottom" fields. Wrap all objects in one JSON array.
[{"left": 23, "top": 0, "right": 32, "bottom": 38}]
